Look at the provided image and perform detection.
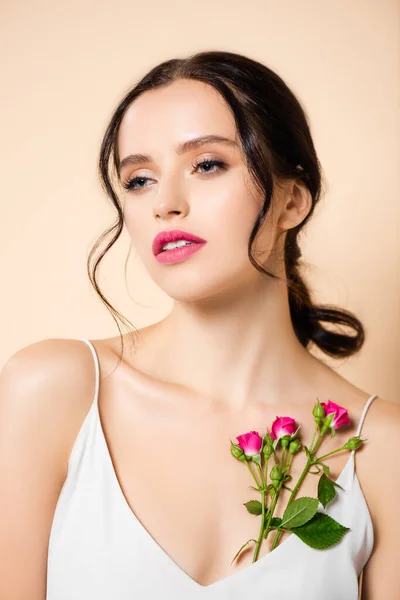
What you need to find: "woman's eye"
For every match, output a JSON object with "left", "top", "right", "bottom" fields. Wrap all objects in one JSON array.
[
  {"left": 121, "top": 159, "right": 227, "bottom": 192},
  {"left": 122, "top": 176, "right": 151, "bottom": 192},
  {"left": 193, "top": 158, "right": 228, "bottom": 175}
]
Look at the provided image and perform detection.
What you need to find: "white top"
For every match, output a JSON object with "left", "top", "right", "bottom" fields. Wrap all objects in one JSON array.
[{"left": 46, "top": 338, "right": 376, "bottom": 599}]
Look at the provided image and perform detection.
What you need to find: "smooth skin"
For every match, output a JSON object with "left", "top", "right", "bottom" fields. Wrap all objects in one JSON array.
[{"left": 0, "top": 79, "right": 399, "bottom": 598}]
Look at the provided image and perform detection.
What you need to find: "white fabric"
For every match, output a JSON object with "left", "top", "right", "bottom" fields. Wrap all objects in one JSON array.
[{"left": 46, "top": 338, "right": 376, "bottom": 599}]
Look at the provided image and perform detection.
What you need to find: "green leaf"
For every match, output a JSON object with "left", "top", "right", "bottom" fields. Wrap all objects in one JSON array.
[
  {"left": 251, "top": 453, "right": 262, "bottom": 468},
  {"left": 318, "top": 473, "right": 336, "bottom": 507},
  {"left": 281, "top": 497, "right": 319, "bottom": 528},
  {"left": 268, "top": 517, "right": 283, "bottom": 529},
  {"left": 291, "top": 512, "right": 350, "bottom": 549},
  {"left": 230, "top": 538, "right": 257, "bottom": 564},
  {"left": 322, "top": 463, "right": 330, "bottom": 475},
  {"left": 243, "top": 500, "right": 263, "bottom": 515}
]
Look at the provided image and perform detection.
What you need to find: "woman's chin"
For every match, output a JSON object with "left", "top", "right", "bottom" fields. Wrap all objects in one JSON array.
[{"left": 158, "top": 274, "right": 258, "bottom": 306}]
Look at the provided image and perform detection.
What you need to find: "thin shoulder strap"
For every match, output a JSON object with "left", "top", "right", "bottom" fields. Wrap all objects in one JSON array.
[
  {"left": 77, "top": 337, "right": 100, "bottom": 407},
  {"left": 355, "top": 393, "right": 378, "bottom": 437}
]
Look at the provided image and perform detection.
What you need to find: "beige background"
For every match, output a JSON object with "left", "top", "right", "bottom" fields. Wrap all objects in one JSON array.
[{"left": 1, "top": 0, "right": 399, "bottom": 401}]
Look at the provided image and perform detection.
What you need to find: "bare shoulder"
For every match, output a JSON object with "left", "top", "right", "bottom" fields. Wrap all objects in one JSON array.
[
  {"left": 0, "top": 337, "right": 101, "bottom": 467},
  {"left": 354, "top": 394, "right": 400, "bottom": 599},
  {"left": 307, "top": 372, "right": 399, "bottom": 598},
  {"left": 358, "top": 394, "right": 400, "bottom": 489},
  {"left": 366, "top": 394, "right": 400, "bottom": 475},
  {"left": 373, "top": 394, "right": 400, "bottom": 424},
  {"left": 358, "top": 394, "right": 400, "bottom": 449},
  {"left": 352, "top": 393, "right": 400, "bottom": 481},
  {"left": 0, "top": 337, "right": 100, "bottom": 599}
]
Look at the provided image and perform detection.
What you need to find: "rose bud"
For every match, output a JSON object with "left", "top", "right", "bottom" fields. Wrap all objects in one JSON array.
[
  {"left": 321, "top": 412, "right": 335, "bottom": 431},
  {"left": 236, "top": 431, "right": 262, "bottom": 457},
  {"left": 270, "top": 416, "right": 297, "bottom": 441},
  {"left": 312, "top": 399, "right": 325, "bottom": 425},
  {"left": 280, "top": 434, "right": 292, "bottom": 449},
  {"left": 263, "top": 433, "right": 274, "bottom": 459},
  {"left": 270, "top": 464, "right": 283, "bottom": 488},
  {"left": 343, "top": 436, "right": 365, "bottom": 451},
  {"left": 288, "top": 438, "right": 302, "bottom": 454},
  {"left": 230, "top": 440, "right": 246, "bottom": 461}
]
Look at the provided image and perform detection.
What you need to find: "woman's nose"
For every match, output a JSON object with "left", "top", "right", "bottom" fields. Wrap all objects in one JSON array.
[{"left": 153, "top": 186, "right": 190, "bottom": 221}]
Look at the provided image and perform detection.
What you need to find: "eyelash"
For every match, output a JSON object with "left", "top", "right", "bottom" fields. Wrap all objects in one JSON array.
[{"left": 121, "top": 158, "right": 228, "bottom": 192}]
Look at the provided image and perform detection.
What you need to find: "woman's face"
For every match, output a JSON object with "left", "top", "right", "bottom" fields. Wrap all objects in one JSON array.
[{"left": 117, "top": 78, "right": 283, "bottom": 302}]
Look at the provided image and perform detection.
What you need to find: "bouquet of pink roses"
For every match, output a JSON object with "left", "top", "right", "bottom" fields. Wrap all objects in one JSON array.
[{"left": 230, "top": 398, "right": 364, "bottom": 564}]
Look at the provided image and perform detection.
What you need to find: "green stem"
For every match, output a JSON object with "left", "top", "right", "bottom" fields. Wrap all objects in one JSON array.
[
  {"left": 245, "top": 459, "right": 262, "bottom": 490},
  {"left": 272, "top": 449, "right": 280, "bottom": 465},
  {"left": 268, "top": 429, "right": 331, "bottom": 551},
  {"left": 263, "top": 457, "right": 269, "bottom": 489},
  {"left": 281, "top": 447, "right": 287, "bottom": 470},
  {"left": 314, "top": 445, "right": 345, "bottom": 462},
  {"left": 310, "top": 431, "right": 326, "bottom": 457},
  {"left": 262, "top": 482, "right": 283, "bottom": 544},
  {"left": 255, "top": 463, "right": 266, "bottom": 491},
  {"left": 286, "top": 452, "right": 294, "bottom": 471},
  {"left": 253, "top": 487, "right": 267, "bottom": 561},
  {"left": 309, "top": 423, "right": 319, "bottom": 454},
  {"left": 270, "top": 458, "right": 311, "bottom": 551}
]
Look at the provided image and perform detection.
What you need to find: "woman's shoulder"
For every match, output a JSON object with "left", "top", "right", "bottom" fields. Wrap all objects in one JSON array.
[
  {"left": 328, "top": 374, "right": 400, "bottom": 482},
  {"left": 357, "top": 391, "right": 400, "bottom": 485},
  {"left": 356, "top": 394, "right": 400, "bottom": 595},
  {"left": 351, "top": 390, "right": 400, "bottom": 529},
  {"left": 345, "top": 384, "right": 400, "bottom": 447},
  {"left": 364, "top": 393, "right": 400, "bottom": 426},
  {"left": 314, "top": 373, "right": 400, "bottom": 594},
  {"left": 2, "top": 337, "right": 101, "bottom": 389},
  {"left": 0, "top": 337, "right": 101, "bottom": 464},
  {"left": 316, "top": 361, "right": 398, "bottom": 427},
  {"left": 358, "top": 392, "right": 400, "bottom": 485},
  {"left": 0, "top": 337, "right": 106, "bottom": 598}
]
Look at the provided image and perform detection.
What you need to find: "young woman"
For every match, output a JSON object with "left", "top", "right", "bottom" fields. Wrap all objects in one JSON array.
[{"left": 1, "top": 50, "right": 398, "bottom": 600}]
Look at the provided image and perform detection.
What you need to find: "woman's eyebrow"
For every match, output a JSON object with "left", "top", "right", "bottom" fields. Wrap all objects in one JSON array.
[{"left": 118, "top": 134, "right": 238, "bottom": 173}]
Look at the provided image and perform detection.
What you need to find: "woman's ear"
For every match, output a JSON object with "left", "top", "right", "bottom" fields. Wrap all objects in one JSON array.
[{"left": 277, "top": 180, "right": 312, "bottom": 230}]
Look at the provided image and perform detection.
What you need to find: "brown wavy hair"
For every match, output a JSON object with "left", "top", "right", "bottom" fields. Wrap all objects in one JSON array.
[{"left": 88, "top": 50, "right": 365, "bottom": 367}]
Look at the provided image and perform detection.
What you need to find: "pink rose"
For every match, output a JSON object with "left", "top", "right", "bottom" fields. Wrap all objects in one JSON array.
[
  {"left": 321, "top": 400, "right": 351, "bottom": 429},
  {"left": 236, "top": 431, "right": 262, "bottom": 456},
  {"left": 270, "top": 416, "right": 297, "bottom": 440}
]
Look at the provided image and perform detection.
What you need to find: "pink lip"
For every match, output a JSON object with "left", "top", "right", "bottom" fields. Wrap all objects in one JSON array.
[
  {"left": 152, "top": 229, "right": 207, "bottom": 257},
  {"left": 155, "top": 242, "right": 206, "bottom": 264}
]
